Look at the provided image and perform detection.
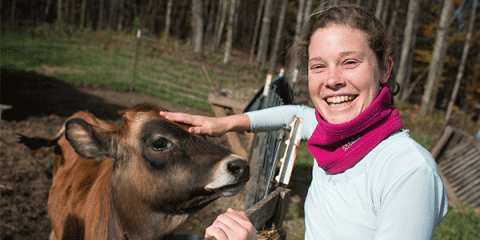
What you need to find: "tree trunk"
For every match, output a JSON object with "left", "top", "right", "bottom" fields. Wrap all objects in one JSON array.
[
  {"left": 288, "top": 0, "right": 306, "bottom": 82},
  {"left": 375, "top": 0, "right": 384, "bottom": 19},
  {"left": 116, "top": 0, "right": 125, "bottom": 32},
  {"left": 401, "top": 8, "right": 422, "bottom": 101},
  {"left": 164, "top": 0, "right": 173, "bottom": 37},
  {"left": 294, "top": 0, "right": 306, "bottom": 45},
  {"left": 96, "top": 0, "right": 105, "bottom": 30},
  {"left": 380, "top": 0, "right": 390, "bottom": 24},
  {"left": 386, "top": 0, "right": 401, "bottom": 40},
  {"left": 192, "top": 0, "right": 204, "bottom": 55},
  {"left": 174, "top": 0, "right": 189, "bottom": 38},
  {"left": 223, "top": 0, "right": 240, "bottom": 64},
  {"left": 80, "top": 0, "right": 87, "bottom": 28},
  {"left": 268, "top": 0, "right": 288, "bottom": 73},
  {"left": 256, "top": 0, "right": 273, "bottom": 69},
  {"left": 303, "top": 0, "right": 314, "bottom": 30},
  {"left": 248, "top": 0, "right": 265, "bottom": 62},
  {"left": 45, "top": 0, "right": 53, "bottom": 20},
  {"left": 71, "top": 0, "right": 77, "bottom": 25},
  {"left": 213, "top": 0, "right": 228, "bottom": 50},
  {"left": 420, "top": 0, "right": 456, "bottom": 117},
  {"left": 151, "top": 0, "right": 162, "bottom": 34},
  {"left": 445, "top": 0, "right": 477, "bottom": 121},
  {"left": 11, "top": 0, "right": 17, "bottom": 27},
  {"left": 56, "top": 0, "right": 62, "bottom": 29},
  {"left": 109, "top": 0, "right": 118, "bottom": 30},
  {"left": 205, "top": 0, "right": 217, "bottom": 43},
  {"left": 394, "top": 0, "right": 422, "bottom": 102}
]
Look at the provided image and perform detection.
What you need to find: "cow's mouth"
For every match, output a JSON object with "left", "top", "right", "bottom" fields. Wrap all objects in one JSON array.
[{"left": 205, "top": 182, "right": 247, "bottom": 197}]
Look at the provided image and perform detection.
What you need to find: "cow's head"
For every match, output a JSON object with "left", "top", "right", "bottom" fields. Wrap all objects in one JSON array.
[{"left": 64, "top": 103, "right": 249, "bottom": 216}]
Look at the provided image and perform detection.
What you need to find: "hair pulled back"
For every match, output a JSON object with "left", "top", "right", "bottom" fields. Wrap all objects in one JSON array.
[{"left": 294, "top": 4, "right": 394, "bottom": 88}]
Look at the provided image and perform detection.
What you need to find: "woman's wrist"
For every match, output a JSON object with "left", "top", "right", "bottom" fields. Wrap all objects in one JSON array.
[{"left": 224, "top": 114, "right": 251, "bottom": 133}]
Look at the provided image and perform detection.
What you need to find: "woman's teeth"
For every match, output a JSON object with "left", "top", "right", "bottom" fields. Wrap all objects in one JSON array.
[{"left": 326, "top": 95, "right": 355, "bottom": 106}]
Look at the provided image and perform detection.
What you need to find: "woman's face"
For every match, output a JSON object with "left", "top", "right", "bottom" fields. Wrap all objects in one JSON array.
[{"left": 308, "top": 24, "right": 392, "bottom": 124}]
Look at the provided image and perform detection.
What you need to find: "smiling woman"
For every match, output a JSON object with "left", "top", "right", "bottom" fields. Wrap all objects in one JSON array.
[
  {"left": 161, "top": 4, "right": 448, "bottom": 240},
  {"left": 307, "top": 24, "right": 392, "bottom": 124}
]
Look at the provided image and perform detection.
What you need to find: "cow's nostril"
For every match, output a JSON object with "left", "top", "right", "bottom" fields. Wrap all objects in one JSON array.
[{"left": 227, "top": 159, "right": 247, "bottom": 175}]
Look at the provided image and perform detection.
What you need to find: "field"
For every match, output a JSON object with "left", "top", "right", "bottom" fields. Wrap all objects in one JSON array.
[{"left": 1, "top": 27, "right": 480, "bottom": 239}]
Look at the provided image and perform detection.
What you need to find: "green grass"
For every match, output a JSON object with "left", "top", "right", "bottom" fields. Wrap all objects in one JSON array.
[
  {"left": 433, "top": 204, "right": 480, "bottom": 240},
  {"left": 1, "top": 28, "right": 265, "bottom": 112},
  {"left": 2, "top": 27, "right": 479, "bottom": 239}
]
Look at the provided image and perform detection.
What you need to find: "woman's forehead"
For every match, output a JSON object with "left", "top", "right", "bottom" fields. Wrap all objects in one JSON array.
[{"left": 308, "top": 25, "right": 371, "bottom": 56}]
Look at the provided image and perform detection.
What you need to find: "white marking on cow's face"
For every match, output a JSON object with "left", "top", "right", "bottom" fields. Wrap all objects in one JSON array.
[{"left": 204, "top": 154, "right": 249, "bottom": 197}]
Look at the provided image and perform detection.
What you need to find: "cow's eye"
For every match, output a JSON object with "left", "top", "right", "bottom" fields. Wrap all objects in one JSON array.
[{"left": 151, "top": 138, "right": 171, "bottom": 151}]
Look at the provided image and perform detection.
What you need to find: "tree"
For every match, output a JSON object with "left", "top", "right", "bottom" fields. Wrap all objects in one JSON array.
[
  {"left": 380, "top": 0, "right": 390, "bottom": 24},
  {"left": 249, "top": 0, "right": 265, "bottom": 62},
  {"left": 192, "top": 0, "right": 204, "bottom": 55},
  {"left": 386, "top": 0, "right": 401, "bottom": 41},
  {"left": 56, "top": 0, "right": 62, "bottom": 29},
  {"left": 109, "top": 0, "right": 118, "bottom": 29},
  {"left": 80, "top": 0, "right": 87, "bottom": 28},
  {"left": 205, "top": 0, "right": 217, "bottom": 43},
  {"left": 375, "top": 0, "right": 384, "bottom": 19},
  {"left": 288, "top": 0, "right": 306, "bottom": 79},
  {"left": 268, "top": 0, "right": 288, "bottom": 73},
  {"left": 223, "top": 0, "right": 240, "bottom": 64},
  {"left": 394, "top": 0, "right": 422, "bottom": 102},
  {"left": 445, "top": 0, "right": 478, "bottom": 121},
  {"left": 303, "top": 0, "right": 314, "bottom": 29},
  {"left": 213, "top": 0, "right": 228, "bottom": 50},
  {"left": 420, "top": 0, "right": 456, "bottom": 117},
  {"left": 117, "top": 0, "right": 126, "bottom": 32},
  {"left": 164, "top": 0, "right": 173, "bottom": 38},
  {"left": 256, "top": 0, "right": 273, "bottom": 69},
  {"left": 96, "top": 0, "right": 105, "bottom": 31}
]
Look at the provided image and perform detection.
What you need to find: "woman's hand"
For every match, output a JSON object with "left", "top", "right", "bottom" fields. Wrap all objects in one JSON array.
[
  {"left": 160, "top": 112, "right": 251, "bottom": 137},
  {"left": 205, "top": 208, "right": 257, "bottom": 240},
  {"left": 160, "top": 111, "right": 227, "bottom": 136}
]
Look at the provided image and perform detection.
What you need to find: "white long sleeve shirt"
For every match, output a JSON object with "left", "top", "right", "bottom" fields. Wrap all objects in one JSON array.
[{"left": 245, "top": 105, "right": 448, "bottom": 240}]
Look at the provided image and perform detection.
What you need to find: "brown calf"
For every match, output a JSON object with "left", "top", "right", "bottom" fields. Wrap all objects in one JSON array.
[{"left": 19, "top": 103, "right": 249, "bottom": 240}]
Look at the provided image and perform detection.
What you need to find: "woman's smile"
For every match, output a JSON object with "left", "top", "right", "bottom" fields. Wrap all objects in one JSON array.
[
  {"left": 325, "top": 95, "right": 357, "bottom": 107},
  {"left": 308, "top": 24, "right": 392, "bottom": 124}
]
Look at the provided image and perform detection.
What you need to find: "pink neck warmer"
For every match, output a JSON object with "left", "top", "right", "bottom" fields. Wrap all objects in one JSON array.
[{"left": 307, "top": 87, "right": 403, "bottom": 174}]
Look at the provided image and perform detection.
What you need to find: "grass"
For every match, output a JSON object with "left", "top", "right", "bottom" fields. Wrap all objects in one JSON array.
[
  {"left": 433, "top": 204, "right": 480, "bottom": 240},
  {"left": 2, "top": 27, "right": 479, "bottom": 239},
  {"left": 1, "top": 27, "right": 265, "bottom": 112}
]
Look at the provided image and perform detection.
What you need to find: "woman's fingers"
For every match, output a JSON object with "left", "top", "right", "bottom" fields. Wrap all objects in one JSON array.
[
  {"left": 160, "top": 111, "right": 198, "bottom": 125},
  {"left": 160, "top": 111, "right": 225, "bottom": 136},
  {"left": 205, "top": 209, "right": 256, "bottom": 240}
]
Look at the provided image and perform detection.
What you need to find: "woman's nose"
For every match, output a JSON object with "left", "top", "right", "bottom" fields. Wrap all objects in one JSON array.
[{"left": 325, "top": 68, "right": 345, "bottom": 90}]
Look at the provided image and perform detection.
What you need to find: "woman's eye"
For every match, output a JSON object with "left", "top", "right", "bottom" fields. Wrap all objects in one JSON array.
[
  {"left": 151, "top": 138, "right": 172, "bottom": 151},
  {"left": 344, "top": 60, "right": 359, "bottom": 66},
  {"left": 310, "top": 64, "right": 325, "bottom": 70}
]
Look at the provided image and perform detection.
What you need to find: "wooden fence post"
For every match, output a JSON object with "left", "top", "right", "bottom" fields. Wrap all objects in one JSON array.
[{"left": 130, "top": 29, "right": 141, "bottom": 92}]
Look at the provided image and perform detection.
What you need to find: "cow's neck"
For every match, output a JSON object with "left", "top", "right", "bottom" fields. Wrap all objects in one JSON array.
[
  {"left": 110, "top": 180, "right": 190, "bottom": 240},
  {"left": 108, "top": 192, "right": 128, "bottom": 240}
]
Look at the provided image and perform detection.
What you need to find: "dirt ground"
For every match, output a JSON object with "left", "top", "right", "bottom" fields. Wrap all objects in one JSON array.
[{"left": 0, "top": 68, "right": 251, "bottom": 239}]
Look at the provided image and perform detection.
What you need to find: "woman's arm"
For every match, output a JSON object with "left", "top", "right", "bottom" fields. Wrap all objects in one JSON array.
[
  {"left": 160, "top": 105, "right": 316, "bottom": 138},
  {"left": 160, "top": 112, "right": 251, "bottom": 137},
  {"left": 374, "top": 167, "right": 448, "bottom": 239}
]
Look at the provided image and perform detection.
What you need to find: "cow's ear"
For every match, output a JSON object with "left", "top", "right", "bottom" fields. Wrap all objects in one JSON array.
[{"left": 65, "top": 118, "right": 118, "bottom": 160}]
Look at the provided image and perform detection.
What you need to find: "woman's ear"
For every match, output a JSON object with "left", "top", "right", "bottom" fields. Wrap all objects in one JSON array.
[{"left": 381, "top": 57, "right": 394, "bottom": 84}]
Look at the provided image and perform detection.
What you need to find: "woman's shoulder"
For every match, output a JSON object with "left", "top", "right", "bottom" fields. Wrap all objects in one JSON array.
[{"left": 366, "top": 130, "right": 441, "bottom": 177}]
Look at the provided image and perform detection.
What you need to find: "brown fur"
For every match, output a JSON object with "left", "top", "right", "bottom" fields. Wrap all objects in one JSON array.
[{"left": 20, "top": 103, "right": 249, "bottom": 240}]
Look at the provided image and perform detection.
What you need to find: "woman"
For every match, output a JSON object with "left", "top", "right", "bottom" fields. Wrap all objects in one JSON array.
[{"left": 161, "top": 4, "right": 447, "bottom": 240}]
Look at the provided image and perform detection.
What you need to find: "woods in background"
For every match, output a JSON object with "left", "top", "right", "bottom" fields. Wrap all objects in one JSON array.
[{"left": 1, "top": 0, "right": 479, "bottom": 120}]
